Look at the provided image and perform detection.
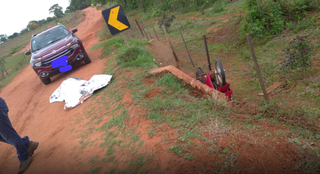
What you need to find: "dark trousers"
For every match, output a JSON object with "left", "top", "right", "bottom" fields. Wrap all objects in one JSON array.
[{"left": 0, "top": 98, "right": 30, "bottom": 162}]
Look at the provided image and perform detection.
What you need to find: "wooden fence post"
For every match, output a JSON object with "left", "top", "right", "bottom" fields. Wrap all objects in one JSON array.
[
  {"left": 179, "top": 28, "right": 195, "bottom": 68},
  {"left": 162, "top": 25, "right": 180, "bottom": 62},
  {"left": 203, "top": 35, "right": 212, "bottom": 71},
  {"left": 247, "top": 34, "right": 269, "bottom": 102},
  {"left": 140, "top": 22, "right": 149, "bottom": 40},
  {"left": 135, "top": 19, "right": 144, "bottom": 38},
  {"left": 150, "top": 21, "right": 159, "bottom": 40}
]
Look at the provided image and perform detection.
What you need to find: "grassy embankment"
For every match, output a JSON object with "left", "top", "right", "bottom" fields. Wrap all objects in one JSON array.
[{"left": 73, "top": 1, "right": 320, "bottom": 173}]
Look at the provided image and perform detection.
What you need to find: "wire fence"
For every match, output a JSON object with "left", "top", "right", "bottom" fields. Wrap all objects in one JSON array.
[{"left": 121, "top": 17, "right": 209, "bottom": 76}]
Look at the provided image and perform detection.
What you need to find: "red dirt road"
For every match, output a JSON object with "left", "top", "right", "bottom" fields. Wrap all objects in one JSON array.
[{"left": 0, "top": 7, "right": 107, "bottom": 174}]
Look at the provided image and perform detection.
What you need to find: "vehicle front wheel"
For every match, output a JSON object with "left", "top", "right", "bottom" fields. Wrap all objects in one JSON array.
[
  {"left": 84, "top": 54, "right": 91, "bottom": 64},
  {"left": 40, "top": 78, "right": 51, "bottom": 85}
]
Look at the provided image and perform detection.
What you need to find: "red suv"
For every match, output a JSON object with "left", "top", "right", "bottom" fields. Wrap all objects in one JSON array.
[{"left": 25, "top": 24, "right": 91, "bottom": 85}]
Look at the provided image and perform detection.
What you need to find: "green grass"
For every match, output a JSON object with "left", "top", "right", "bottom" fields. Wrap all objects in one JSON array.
[
  {"left": 74, "top": 36, "right": 159, "bottom": 173},
  {"left": 9, "top": 45, "right": 22, "bottom": 55},
  {"left": 0, "top": 53, "right": 30, "bottom": 88},
  {"left": 129, "top": 2, "right": 320, "bottom": 172},
  {"left": 29, "top": 1, "right": 320, "bottom": 173}
]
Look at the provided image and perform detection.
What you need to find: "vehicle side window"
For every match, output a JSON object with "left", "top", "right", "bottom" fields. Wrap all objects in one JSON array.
[{"left": 62, "top": 27, "right": 69, "bottom": 36}]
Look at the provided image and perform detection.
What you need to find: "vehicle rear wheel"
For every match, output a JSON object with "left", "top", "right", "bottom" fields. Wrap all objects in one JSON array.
[
  {"left": 84, "top": 54, "right": 91, "bottom": 64},
  {"left": 215, "top": 58, "right": 226, "bottom": 87},
  {"left": 40, "top": 78, "right": 51, "bottom": 85}
]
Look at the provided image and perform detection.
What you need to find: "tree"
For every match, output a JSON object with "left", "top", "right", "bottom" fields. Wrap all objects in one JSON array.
[
  {"left": 8, "top": 32, "right": 19, "bottom": 40},
  {"left": 65, "top": 8, "right": 71, "bottom": 15},
  {"left": 20, "top": 28, "right": 29, "bottom": 35},
  {"left": 91, "top": 0, "right": 109, "bottom": 6},
  {"left": 37, "top": 19, "right": 47, "bottom": 26},
  {"left": 49, "top": 4, "right": 65, "bottom": 18},
  {"left": 0, "top": 34, "right": 7, "bottom": 43},
  {"left": 67, "top": 0, "right": 91, "bottom": 12},
  {"left": 27, "top": 21, "right": 39, "bottom": 31},
  {"left": 46, "top": 17, "right": 53, "bottom": 23}
]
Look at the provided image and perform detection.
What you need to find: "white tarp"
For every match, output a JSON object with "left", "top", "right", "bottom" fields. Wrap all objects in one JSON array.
[{"left": 50, "top": 74, "right": 113, "bottom": 110}]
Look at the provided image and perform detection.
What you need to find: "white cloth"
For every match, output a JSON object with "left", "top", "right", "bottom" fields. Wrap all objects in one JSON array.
[{"left": 50, "top": 74, "right": 113, "bottom": 110}]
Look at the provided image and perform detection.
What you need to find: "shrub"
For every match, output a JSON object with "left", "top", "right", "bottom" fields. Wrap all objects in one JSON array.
[
  {"left": 101, "top": 37, "right": 125, "bottom": 57},
  {"left": 293, "top": 17, "right": 317, "bottom": 34},
  {"left": 281, "top": 36, "right": 314, "bottom": 71},
  {"left": 242, "top": 0, "right": 286, "bottom": 38},
  {"left": 9, "top": 45, "right": 22, "bottom": 55},
  {"left": 158, "top": 13, "right": 176, "bottom": 30},
  {"left": 116, "top": 47, "right": 156, "bottom": 68},
  {"left": 212, "top": 0, "right": 224, "bottom": 13},
  {"left": 242, "top": 0, "right": 314, "bottom": 38}
]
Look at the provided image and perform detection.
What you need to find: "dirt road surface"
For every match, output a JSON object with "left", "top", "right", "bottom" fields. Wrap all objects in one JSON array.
[{"left": 0, "top": 7, "right": 108, "bottom": 174}]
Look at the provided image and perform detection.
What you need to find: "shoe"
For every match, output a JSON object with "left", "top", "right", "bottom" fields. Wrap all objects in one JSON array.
[
  {"left": 18, "top": 156, "right": 33, "bottom": 174},
  {"left": 27, "top": 141, "right": 39, "bottom": 157}
]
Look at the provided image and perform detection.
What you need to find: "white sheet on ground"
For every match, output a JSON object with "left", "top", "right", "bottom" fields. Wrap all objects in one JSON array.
[{"left": 50, "top": 74, "right": 113, "bottom": 110}]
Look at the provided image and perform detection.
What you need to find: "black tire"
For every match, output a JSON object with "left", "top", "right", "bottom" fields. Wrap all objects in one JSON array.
[
  {"left": 84, "top": 54, "right": 91, "bottom": 64},
  {"left": 40, "top": 78, "right": 51, "bottom": 85},
  {"left": 215, "top": 58, "right": 226, "bottom": 87},
  {"left": 195, "top": 68, "right": 205, "bottom": 84}
]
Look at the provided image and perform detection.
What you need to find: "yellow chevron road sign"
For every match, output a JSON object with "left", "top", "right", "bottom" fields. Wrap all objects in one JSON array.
[{"left": 102, "top": 4, "right": 130, "bottom": 35}]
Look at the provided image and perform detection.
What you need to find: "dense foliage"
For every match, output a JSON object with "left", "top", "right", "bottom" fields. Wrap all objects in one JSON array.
[
  {"left": 1, "top": 0, "right": 318, "bottom": 44},
  {"left": 242, "top": 0, "right": 316, "bottom": 38},
  {"left": 158, "top": 13, "right": 176, "bottom": 29},
  {"left": 49, "top": 4, "right": 65, "bottom": 18},
  {"left": 92, "top": 0, "right": 220, "bottom": 12},
  {"left": 67, "top": 0, "right": 92, "bottom": 12}
]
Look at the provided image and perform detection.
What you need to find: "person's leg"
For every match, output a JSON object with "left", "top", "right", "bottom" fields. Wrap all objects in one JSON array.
[
  {"left": 0, "top": 110, "right": 29, "bottom": 162},
  {"left": 21, "top": 136, "right": 31, "bottom": 148},
  {"left": 0, "top": 134, "right": 8, "bottom": 143}
]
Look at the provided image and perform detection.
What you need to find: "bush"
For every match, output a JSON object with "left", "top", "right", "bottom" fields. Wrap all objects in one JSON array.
[
  {"left": 101, "top": 37, "right": 125, "bottom": 57},
  {"left": 9, "top": 45, "right": 22, "bottom": 55},
  {"left": 212, "top": 0, "right": 224, "bottom": 13},
  {"left": 242, "top": 0, "right": 314, "bottom": 38},
  {"left": 293, "top": 17, "right": 316, "bottom": 34},
  {"left": 242, "top": 0, "right": 286, "bottom": 38},
  {"left": 158, "top": 13, "right": 176, "bottom": 30},
  {"left": 116, "top": 47, "right": 156, "bottom": 68},
  {"left": 281, "top": 36, "right": 314, "bottom": 71}
]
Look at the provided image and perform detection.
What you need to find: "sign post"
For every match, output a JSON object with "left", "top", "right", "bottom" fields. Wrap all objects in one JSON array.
[{"left": 102, "top": 4, "right": 131, "bottom": 48}]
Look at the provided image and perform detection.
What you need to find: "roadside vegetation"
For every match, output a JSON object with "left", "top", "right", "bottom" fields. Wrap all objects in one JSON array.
[
  {"left": 0, "top": 0, "right": 320, "bottom": 173},
  {"left": 81, "top": 0, "right": 320, "bottom": 173}
]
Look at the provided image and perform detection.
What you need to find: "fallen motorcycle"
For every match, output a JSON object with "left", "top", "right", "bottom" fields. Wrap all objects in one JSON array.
[{"left": 195, "top": 58, "right": 233, "bottom": 101}]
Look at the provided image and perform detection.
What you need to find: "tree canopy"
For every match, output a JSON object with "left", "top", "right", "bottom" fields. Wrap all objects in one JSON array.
[
  {"left": 49, "top": 4, "right": 65, "bottom": 18},
  {"left": 0, "top": 34, "right": 7, "bottom": 43},
  {"left": 27, "top": 21, "right": 39, "bottom": 31},
  {"left": 8, "top": 33, "right": 19, "bottom": 40},
  {"left": 67, "top": 0, "right": 91, "bottom": 12}
]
